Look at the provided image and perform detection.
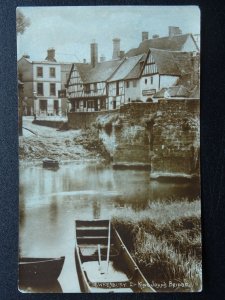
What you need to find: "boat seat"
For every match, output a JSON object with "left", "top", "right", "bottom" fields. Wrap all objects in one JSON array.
[{"left": 78, "top": 244, "right": 118, "bottom": 258}]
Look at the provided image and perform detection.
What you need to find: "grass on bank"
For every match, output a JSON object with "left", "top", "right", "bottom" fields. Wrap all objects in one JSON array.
[{"left": 112, "top": 199, "right": 202, "bottom": 292}]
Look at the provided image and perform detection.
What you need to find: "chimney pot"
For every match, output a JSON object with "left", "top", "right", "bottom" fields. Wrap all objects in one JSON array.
[
  {"left": 142, "top": 32, "right": 149, "bottom": 42},
  {"left": 100, "top": 54, "right": 106, "bottom": 63}
]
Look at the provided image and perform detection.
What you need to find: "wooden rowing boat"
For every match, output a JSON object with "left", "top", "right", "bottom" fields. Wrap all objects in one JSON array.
[
  {"left": 75, "top": 219, "right": 155, "bottom": 293},
  {"left": 43, "top": 159, "right": 59, "bottom": 169},
  {"left": 18, "top": 279, "right": 63, "bottom": 293},
  {"left": 19, "top": 256, "right": 65, "bottom": 283}
]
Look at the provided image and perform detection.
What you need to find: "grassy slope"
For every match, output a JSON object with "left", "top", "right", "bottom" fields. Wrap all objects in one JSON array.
[{"left": 112, "top": 199, "right": 202, "bottom": 292}]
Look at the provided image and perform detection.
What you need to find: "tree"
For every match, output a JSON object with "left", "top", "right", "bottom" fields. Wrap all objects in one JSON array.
[{"left": 16, "top": 9, "right": 30, "bottom": 35}]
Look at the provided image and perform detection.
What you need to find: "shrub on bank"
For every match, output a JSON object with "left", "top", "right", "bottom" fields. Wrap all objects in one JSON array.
[{"left": 112, "top": 199, "right": 202, "bottom": 292}]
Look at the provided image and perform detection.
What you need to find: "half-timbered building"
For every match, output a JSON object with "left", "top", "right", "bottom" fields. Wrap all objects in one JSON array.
[
  {"left": 140, "top": 48, "right": 197, "bottom": 101},
  {"left": 107, "top": 54, "right": 145, "bottom": 108},
  {"left": 67, "top": 59, "right": 123, "bottom": 112}
]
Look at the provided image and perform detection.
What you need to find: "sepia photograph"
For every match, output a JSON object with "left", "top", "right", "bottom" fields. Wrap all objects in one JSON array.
[{"left": 17, "top": 5, "right": 201, "bottom": 293}]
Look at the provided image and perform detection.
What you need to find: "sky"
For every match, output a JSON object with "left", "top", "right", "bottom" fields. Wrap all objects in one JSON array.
[{"left": 17, "top": 6, "right": 200, "bottom": 63}]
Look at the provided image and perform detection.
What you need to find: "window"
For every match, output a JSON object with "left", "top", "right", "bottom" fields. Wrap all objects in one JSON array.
[
  {"left": 151, "top": 76, "right": 153, "bottom": 84},
  {"left": 145, "top": 79, "right": 148, "bottom": 84},
  {"left": 126, "top": 81, "right": 130, "bottom": 88},
  {"left": 113, "top": 98, "right": 117, "bottom": 109},
  {"left": 54, "top": 100, "right": 59, "bottom": 114},
  {"left": 49, "top": 67, "right": 56, "bottom": 78},
  {"left": 37, "top": 83, "right": 43, "bottom": 96},
  {"left": 37, "top": 67, "right": 43, "bottom": 77},
  {"left": 50, "top": 83, "right": 56, "bottom": 96},
  {"left": 116, "top": 82, "right": 119, "bottom": 96},
  {"left": 93, "top": 83, "right": 98, "bottom": 93},
  {"left": 133, "top": 80, "right": 137, "bottom": 87},
  {"left": 40, "top": 99, "right": 47, "bottom": 111},
  {"left": 84, "top": 84, "right": 90, "bottom": 94}
]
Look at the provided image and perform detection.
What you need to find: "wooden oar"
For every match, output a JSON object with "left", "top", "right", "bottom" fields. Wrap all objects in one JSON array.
[
  {"left": 98, "top": 244, "right": 102, "bottom": 272},
  {"left": 106, "top": 220, "right": 111, "bottom": 274}
]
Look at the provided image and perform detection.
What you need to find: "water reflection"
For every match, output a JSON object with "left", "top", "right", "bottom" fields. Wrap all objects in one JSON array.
[
  {"left": 19, "top": 280, "right": 62, "bottom": 293},
  {"left": 19, "top": 162, "right": 200, "bottom": 293}
]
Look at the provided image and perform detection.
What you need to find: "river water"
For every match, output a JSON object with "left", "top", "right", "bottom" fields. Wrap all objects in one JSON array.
[{"left": 19, "top": 162, "right": 200, "bottom": 293}]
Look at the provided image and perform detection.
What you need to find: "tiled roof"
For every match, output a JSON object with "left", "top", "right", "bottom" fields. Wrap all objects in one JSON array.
[
  {"left": 153, "top": 88, "right": 167, "bottom": 98},
  {"left": 164, "top": 85, "right": 190, "bottom": 98},
  {"left": 126, "top": 34, "right": 198, "bottom": 57},
  {"left": 108, "top": 54, "right": 144, "bottom": 82},
  {"left": 86, "top": 60, "right": 123, "bottom": 83},
  {"left": 74, "top": 63, "right": 93, "bottom": 82},
  {"left": 150, "top": 48, "right": 194, "bottom": 76},
  {"left": 73, "top": 60, "right": 123, "bottom": 83}
]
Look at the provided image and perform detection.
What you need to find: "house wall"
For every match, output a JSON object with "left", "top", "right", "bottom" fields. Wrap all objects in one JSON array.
[
  {"left": 32, "top": 63, "right": 62, "bottom": 115},
  {"left": 33, "top": 81, "right": 62, "bottom": 98},
  {"left": 33, "top": 63, "right": 61, "bottom": 82},
  {"left": 140, "top": 74, "right": 159, "bottom": 101},
  {"left": 124, "top": 79, "right": 141, "bottom": 102},
  {"left": 108, "top": 81, "right": 125, "bottom": 109}
]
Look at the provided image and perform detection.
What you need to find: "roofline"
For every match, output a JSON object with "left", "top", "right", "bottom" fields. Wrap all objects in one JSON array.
[
  {"left": 66, "top": 63, "right": 75, "bottom": 87},
  {"left": 17, "top": 56, "right": 71, "bottom": 65},
  {"left": 106, "top": 58, "right": 126, "bottom": 82}
]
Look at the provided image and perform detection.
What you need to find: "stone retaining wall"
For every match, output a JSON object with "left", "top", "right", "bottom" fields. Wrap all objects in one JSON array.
[
  {"left": 33, "top": 120, "right": 64, "bottom": 128},
  {"left": 67, "top": 100, "right": 200, "bottom": 177}
]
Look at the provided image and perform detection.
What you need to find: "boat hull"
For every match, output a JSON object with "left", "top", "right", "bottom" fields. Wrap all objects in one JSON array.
[
  {"left": 43, "top": 159, "right": 59, "bottom": 169},
  {"left": 19, "top": 256, "right": 65, "bottom": 283}
]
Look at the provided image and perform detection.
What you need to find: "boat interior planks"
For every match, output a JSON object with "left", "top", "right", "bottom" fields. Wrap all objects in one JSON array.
[{"left": 75, "top": 219, "right": 155, "bottom": 293}]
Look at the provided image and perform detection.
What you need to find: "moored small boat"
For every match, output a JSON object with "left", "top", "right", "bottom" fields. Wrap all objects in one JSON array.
[
  {"left": 75, "top": 219, "right": 155, "bottom": 293},
  {"left": 43, "top": 159, "right": 59, "bottom": 169},
  {"left": 19, "top": 256, "right": 65, "bottom": 283}
]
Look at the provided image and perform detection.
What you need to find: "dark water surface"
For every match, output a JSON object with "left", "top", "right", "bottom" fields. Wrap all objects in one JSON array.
[{"left": 19, "top": 162, "right": 200, "bottom": 293}]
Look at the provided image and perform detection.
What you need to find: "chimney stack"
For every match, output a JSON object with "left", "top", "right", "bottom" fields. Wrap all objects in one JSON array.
[
  {"left": 83, "top": 59, "right": 87, "bottom": 64},
  {"left": 45, "top": 48, "right": 56, "bottom": 62},
  {"left": 90, "top": 41, "right": 98, "bottom": 68},
  {"left": 112, "top": 38, "right": 120, "bottom": 59},
  {"left": 142, "top": 32, "right": 149, "bottom": 42},
  {"left": 23, "top": 54, "right": 30, "bottom": 59},
  {"left": 168, "top": 26, "right": 182, "bottom": 38}
]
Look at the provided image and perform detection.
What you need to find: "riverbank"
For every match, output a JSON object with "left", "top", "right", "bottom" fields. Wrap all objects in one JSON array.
[
  {"left": 112, "top": 198, "right": 202, "bottom": 292},
  {"left": 19, "top": 118, "right": 110, "bottom": 164}
]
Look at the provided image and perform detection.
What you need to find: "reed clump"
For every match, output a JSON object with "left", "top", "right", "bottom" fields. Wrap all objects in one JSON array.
[{"left": 112, "top": 199, "right": 202, "bottom": 292}]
